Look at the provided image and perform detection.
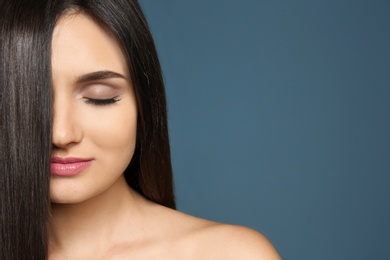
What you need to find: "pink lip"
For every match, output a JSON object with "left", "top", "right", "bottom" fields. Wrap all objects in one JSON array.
[{"left": 51, "top": 157, "right": 94, "bottom": 176}]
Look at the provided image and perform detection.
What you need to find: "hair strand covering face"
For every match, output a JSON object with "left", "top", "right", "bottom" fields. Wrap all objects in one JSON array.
[
  {"left": 0, "top": 0, "right": 174, "bottom": 259},
  {"left": 0, "top": 0, "right": 55, "bottom": 259}
]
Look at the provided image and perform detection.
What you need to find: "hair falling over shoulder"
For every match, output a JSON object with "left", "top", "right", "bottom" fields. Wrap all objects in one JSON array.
[{"left": 0, "top": 0, "right": 174, "bottom": 259}]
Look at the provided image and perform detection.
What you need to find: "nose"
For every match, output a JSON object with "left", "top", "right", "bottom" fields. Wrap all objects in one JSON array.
[{"left": 52, "top": 98, "right": 82, "bottom": 148}]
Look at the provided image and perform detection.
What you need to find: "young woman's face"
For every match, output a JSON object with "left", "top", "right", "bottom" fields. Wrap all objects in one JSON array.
[{"left": 50, "top": 13, "right": 137, "bottom": 203}]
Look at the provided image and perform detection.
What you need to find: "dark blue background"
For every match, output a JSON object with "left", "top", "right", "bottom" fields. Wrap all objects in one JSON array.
[{"left": 140, "top": 1, "right": 390, "bottom": 259}]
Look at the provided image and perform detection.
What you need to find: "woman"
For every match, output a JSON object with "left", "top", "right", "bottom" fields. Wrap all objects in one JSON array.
[{"left": 0, "top": 0, "right": 280, "bottom": 259}]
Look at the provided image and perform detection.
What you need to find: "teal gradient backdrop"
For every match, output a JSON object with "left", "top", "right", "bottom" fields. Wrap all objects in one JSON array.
[{"left": 139, "top": 1, "right": 390, "bottom": 259}]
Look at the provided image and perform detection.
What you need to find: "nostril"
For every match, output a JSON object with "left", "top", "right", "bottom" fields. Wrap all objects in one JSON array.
[{"left": 52, "top": 119, "right": 81, "bottom": 148}]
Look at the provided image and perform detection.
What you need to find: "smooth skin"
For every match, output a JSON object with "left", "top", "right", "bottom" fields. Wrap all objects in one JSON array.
[{"left": 49, "top": 12, "right": 281, "bottom": 259}]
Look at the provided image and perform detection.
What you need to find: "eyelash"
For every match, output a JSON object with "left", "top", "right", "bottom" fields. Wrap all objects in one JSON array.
[{"left": 84, "top": 97, "right": 120, "bottom": 105}]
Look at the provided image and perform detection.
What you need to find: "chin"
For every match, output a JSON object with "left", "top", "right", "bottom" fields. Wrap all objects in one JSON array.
[
  {"left": 50, "top": 192, "right": 93, "bottom": 205},
  {"left": 49, "top": 183, "right": 101, "bottom": 205}
]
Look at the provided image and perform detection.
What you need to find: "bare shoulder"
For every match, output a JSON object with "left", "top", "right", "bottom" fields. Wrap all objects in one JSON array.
[
  {"left": 153, "top": 205, "right": 280, "bottom": 259},
  {"left": 144, "top": 202, "right": 280, "bottom": 259},
  {"left": 193, "top": 222, "right": 281, "bottom": 259}
]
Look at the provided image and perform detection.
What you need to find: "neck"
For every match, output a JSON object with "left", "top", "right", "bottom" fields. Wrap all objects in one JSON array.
[{"left": 49, "top": 175, "right": 145, "bottom": 255}]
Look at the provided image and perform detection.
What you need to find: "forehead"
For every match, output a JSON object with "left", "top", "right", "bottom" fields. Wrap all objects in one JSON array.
[{"left": 51, "top": 12, "right": 129, "bottom": 83}]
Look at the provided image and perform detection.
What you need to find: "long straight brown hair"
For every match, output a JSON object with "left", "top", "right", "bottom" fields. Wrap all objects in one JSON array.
[{"left": 0, "top": 0, "right": 175, "bottom": 259}]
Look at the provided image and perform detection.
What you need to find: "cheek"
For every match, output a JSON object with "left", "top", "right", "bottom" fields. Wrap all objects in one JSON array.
[{"left": 81, "top": 103, "right": 137, "bottom": 160}]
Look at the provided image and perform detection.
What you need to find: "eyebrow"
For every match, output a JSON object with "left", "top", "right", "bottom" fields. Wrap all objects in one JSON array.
[{"left": 76, "top": 70, "right": 127, "bottom": 83}]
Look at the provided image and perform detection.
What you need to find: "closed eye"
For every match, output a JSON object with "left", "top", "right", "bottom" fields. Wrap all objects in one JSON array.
[{"left": 84, "top": 97, "right": 121, "bottom": 105}]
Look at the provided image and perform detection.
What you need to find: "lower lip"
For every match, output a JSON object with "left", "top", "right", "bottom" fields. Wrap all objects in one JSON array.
[{"left": 50, "top": 160, "right": 93, "bottom": 177}]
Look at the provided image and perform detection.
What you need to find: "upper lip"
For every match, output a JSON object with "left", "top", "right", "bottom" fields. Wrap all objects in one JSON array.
[{"left": 51, "top": 157, "right": 94, "bottom": 164}]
